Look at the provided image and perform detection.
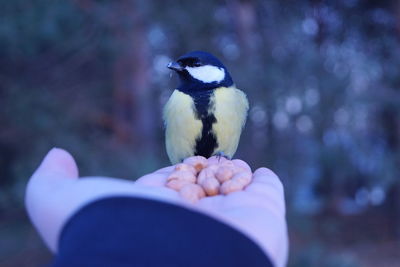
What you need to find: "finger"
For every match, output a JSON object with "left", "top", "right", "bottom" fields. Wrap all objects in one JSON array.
[
  {"left": 154, "top": 165, "right": 175, "bottom": 174},
  {"left": 245, "top": 168, "right": 285, "bottom": 209},
  {"left": 31, "top": 148, "right": 79, "bottom": 181},
  {"left": 25, "top": 148, "right": 79, "bottom": 252},
  {"left": 249, "top": 167, "right": 283, "bottom": 193}
]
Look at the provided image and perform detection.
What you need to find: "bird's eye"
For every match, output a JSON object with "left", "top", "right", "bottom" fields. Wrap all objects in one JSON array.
[{"left": 193, "top": 62, "right": 202, "bottom": 67}]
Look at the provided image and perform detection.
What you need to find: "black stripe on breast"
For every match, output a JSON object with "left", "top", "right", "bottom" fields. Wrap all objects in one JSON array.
[
  {"left": 184, "top": 89, "right": 218, "bottom": 158},
  {"left": 195, "top": 114, "right": 217, "bottom": 158}
]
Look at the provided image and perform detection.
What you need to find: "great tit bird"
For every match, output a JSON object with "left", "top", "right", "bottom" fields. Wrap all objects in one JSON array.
[{"left": 163, "top": 51, "right": 249, "bottom": 164}]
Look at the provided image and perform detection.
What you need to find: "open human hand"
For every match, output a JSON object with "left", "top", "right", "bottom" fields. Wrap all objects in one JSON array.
[
  {"left": 139, "top": 156, "right": 288, "bottom": 267},
  {"left": 26, "top": 148, "right": 288, "bottom": 267}
]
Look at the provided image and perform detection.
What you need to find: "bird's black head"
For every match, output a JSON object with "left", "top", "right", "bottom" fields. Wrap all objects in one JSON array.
[{"left": 167, "top": 51, "right": 234, "bottom": 92}]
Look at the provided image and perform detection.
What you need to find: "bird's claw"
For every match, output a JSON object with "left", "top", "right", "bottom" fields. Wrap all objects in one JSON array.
[{"left": 214, "top": 151, "right": 230, "bottom": 162}]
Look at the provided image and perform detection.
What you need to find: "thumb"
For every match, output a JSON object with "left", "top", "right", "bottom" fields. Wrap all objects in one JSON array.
[
  {"left": 31, "top": 148, "right": 79, "bottom": 181},
  {"left": 25, "top": 148, "right": 78, "bottom": 253}
]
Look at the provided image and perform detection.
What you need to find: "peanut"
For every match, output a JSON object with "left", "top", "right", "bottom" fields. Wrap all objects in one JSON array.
[
  {"left": 232, "top": 159, "right": 252, "bottom": 173},
  {"left": 220, "top": 179, "right": 244, "bottom": 195},
  {"left": 167, "top": 157, "right": 253, "bottom": 197},
  {"left": 200, "top": 176, "right": 220, "bottom": 196},
  {"left": 205, "top": 164, "right": 219, "bottom": 174},
  {"left": 180, "top": 184, "right": 206, "bottom": 203},
  {"left": 215, "top": 166, "right": 234, "bottom": 183},
  {"left": 184, "top": 156, "right": 208, "bottom": 173},
  {"left": 167, "top": 170, "right": 196, "bottom": 183},
  {"left": 166, "top": 179, "right": 191, "bottom": 191},
  {"left": 219, "top": 160, "right": 235, "bottom": 168},
  {"left": 175, "top": 163, "right": 197, "bottom": 175},
  {"left": 197, "top": 168, "right": 211, "bottom": 184},
  {"left": 231, "top": 171, "right": 252, "bottom": 187},
  {"left": 207, "top": 155, "right": 228, "bottom": 165}
]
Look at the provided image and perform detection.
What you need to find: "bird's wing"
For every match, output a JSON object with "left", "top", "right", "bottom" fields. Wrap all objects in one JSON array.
[
  {"left": 211, "top": 86, "right": 249, "bottom": 158},
  {"left": 163, "top": 90, "right": 202, "bottom": 164}
]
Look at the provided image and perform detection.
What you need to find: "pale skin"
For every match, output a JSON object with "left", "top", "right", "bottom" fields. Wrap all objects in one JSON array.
[{"left": 25, "top": 148, "right": 288, "bottom": 267}]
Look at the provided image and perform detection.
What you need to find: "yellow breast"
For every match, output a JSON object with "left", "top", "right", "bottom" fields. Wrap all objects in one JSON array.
[
  {"left": 163, "top": 90, "right": 202, "bottom": 164},
  {"left": 210, "top": 86, "right": 249, "bottom": 158}
]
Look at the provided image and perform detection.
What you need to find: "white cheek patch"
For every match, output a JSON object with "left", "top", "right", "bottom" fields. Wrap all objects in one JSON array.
[{"left": 185, "top": 65, "right": 225, "bottom": 84}]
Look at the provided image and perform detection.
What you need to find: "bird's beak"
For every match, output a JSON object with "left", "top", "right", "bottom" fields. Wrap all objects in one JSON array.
[{"left": 167, "top": 61, "right": 184, "bottom": 72}]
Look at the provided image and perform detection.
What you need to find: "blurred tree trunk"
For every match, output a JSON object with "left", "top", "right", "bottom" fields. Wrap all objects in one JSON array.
[
  {"left": 74, "top": 0, "right": 156, "bottom": 152},
  {"left": 381, "top": 107, "right": 400, "bottom": 238},
  {"left": 227, "top": 0, "right": 257, "bottom": 57},
  {"left": 311, "top": 0, "right": 325, "bottom": 46},
  {"left": 387, "top": 0, "right": 400, "bottom": 238},
  {"left": 111, "top": 0, "right": 155, "bottom": 152},
  {"left": 397, "top": 2, "right": 400, "bottom": 35}
]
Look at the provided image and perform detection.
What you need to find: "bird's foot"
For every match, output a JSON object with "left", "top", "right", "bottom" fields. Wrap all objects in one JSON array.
[{"left": 214, "top": 151, "right": 230, "bottom": 162}]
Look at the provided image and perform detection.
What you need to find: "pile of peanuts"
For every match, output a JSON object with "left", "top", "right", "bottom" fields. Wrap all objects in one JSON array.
[{"left": 166, "top": 155, "right": 252, "bottom": 202}]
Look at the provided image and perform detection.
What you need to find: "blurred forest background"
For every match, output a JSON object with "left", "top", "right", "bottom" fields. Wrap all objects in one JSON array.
[{"left": 0, "top": 0, "right": 399, "bottom": 266}]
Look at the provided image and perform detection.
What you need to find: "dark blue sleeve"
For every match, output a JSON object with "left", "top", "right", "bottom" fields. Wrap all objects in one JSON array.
[{"left": 52, "top": 197, "right": 274, "bottom": 267}]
